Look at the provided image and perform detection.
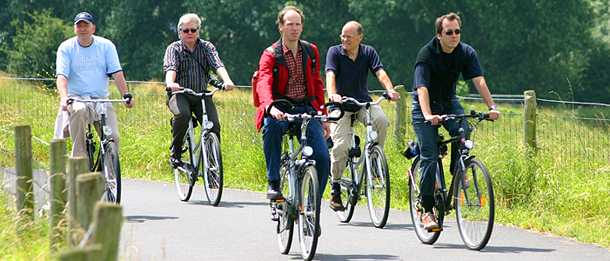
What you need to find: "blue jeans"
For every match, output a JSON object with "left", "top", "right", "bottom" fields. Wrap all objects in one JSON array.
[
  {"left": 412, "top": 96, "right": 469, "bottom": 212},
  {"left": 262, "top": 105, "right": 330, "bottom": 196}
]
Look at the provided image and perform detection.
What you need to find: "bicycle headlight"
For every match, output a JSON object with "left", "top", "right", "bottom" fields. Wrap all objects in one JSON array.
[
  {"left": 464, "top": 140, "right": 474, "bottom": 150},
  {"left": 204, "top": 121, "right": 214, "bottom": 130},
  {"left": 369, "top": 130, "right": 378, "bottom": 141},
  {"left": 302, "top": 146, "right": 314, "bottom": 157},
  {"left": 103, "top": 126, "right": 112, "bottom": 136}
]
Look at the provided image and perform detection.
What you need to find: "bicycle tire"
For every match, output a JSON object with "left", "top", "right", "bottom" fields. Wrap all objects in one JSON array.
[
  {"left": 174, "top": 134, "right": 194, "bottom": 201},
  {"left": 202, "top": 132, "right": 223, "bottom": 206},
  {"left": 409, "top": 156, "right": 441, "bottom": 244},
  {"left": 102, "top": 141, "right": 121, "bottom": 204},
  {"left": 277, "top": 156, "right": 293, "bottom": 254},
  {"left": 335, "top": 157, "right": 357, "bottom": 223},
  {"left": 455, "top": 158, "right": 494, "bottom": 250},
  {"left": 365, "top": 145, "right": 390, "bottom": 228},
  {"left": 298, "top": 165, "right": 320, "bottom": 261}
]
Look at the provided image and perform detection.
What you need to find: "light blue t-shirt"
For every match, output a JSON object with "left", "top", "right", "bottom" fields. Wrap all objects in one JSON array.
[{"left": 56, "top": 35, "right": 123, "bottom": 98}]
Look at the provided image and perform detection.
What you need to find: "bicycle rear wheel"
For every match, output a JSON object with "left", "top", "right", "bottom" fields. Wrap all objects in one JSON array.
[
  {"left": 455, "top": 158, "right": 494, "bottom": 250},
  {"left": 102, "top": 141, "right": 121, "bottom": 204},
  {"left": 202, "top": 132, "right": 223, "bottom": 206},
  {"left": 174, "top": 134, "right": 194, "bottom": 201},
  {"left": 365, "top": 145, "right": 390, "bottom": 228},
  {"left": 298, "top": 165, "right": 320, "bottom": 261},
  {"left": 276, "top": 156, "right": 293, "bottom": 254},
  {"left": 335, "top": 158, "right": 357, "bottom": 223},
  {"left": 409, "top": 157, "right": 441, "bottom": 244}
]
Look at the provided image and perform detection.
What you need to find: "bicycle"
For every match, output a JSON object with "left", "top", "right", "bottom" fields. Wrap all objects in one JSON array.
[
  {"left": 333, "top": 94, "right": 391, "bottom": 228},
  {"left": 268, "top": 99, "right": 344, "bottom": 261},
  {"left": 167, "top": 77, "right": 224, "bottom": 206},
  {"left": 69, "top": 94, "right": 133, "bottom": 204},
  {"left": 404, "top": 110, "right": 495, "bottom": 250}
]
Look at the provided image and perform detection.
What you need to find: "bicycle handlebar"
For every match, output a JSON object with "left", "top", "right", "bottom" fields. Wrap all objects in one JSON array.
[
  {"left": 67, "top": 95, "right": 132, "bottom": 105},
  {"left": 341, "top": 93, "right": 390, "bottom": 107},
  {"left": 424, "top": 110, "right": 493, "bottom": 125},
  {"left": 265, "top": 99, "right": 345, "bottom": 122},
  {"left": 165, "top": 75, "right": 225, "bottom": 94}
]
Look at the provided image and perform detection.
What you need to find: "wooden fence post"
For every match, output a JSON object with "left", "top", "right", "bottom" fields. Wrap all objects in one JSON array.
[
  {"left": 91, "top": 202, "right": 123, "bottom": 261},
  {"left": 393, "top": 85, "right": 407, "bottom": 146},
  {"left": 76, "top": 172, "right": 105, "bottom": 229},
  {"left": 50, "top": 138, "right": 67, "bottom": 250},
  {"left": 524, "top": 90, "right": 538, "bottom": 154},
  {"left": 14, "top": 125, "right": 33, "bottom": 220},
  {"left": 67, "top": 157, "right": 89, "bottom": 247},
  {"left": 59, "top": 244, "right": 103, "bottom": 261}
]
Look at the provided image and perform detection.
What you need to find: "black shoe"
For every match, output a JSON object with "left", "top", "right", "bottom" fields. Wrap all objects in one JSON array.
[
  {"left": 330, "top": 190, "right": 344, "bottom": 211},
  {"left": 170, "top": 151, "right": 183, "bottom": 168},
  {"left": 266, "top": 179, "right": 283, "bottom": 200}
]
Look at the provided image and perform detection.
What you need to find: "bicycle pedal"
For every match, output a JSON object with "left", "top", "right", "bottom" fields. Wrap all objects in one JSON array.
[
  {"left": 430, "top": 228, "right": 441, "bottom": 232},
  {"left": 272, "top": 198, "right": 286, "bottom": 203}
]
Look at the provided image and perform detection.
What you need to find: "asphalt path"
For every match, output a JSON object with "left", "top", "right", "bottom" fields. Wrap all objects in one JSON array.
[{"left": 117, "top": 178, "right": 609, "bottom": 261}]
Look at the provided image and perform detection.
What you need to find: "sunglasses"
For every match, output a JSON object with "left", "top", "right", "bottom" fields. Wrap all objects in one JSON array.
[
  {"left": 182, "top": 28, "right": 198, "bottom": 33},
  {"left": 444, "top": 29, "right": 462, "bottom": 35}
]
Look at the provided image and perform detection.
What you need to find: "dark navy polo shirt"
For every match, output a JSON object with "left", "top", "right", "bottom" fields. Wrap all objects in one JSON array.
[{"left": 325, "top": 44, "right": 384, "bottom": 111}]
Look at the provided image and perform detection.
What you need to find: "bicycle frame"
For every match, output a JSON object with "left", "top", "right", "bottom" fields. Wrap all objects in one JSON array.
[
  {"left": 174, "top": 88, "right": 221, "bottom": 176},
  {"left": 343, "top": 95, "right": 388, "bottom": 197}
]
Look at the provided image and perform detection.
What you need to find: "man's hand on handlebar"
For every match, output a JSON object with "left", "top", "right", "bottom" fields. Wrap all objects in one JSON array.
[
  {"left": 328, "top": 94, "right": 342, "bottom": 103},
  {"left": 268, "top": 106, "right": 286, "bottom": 121},
  {"left": 166, "top": 82, "right": 181, "bottom": 92},
  {"left": 424, "top": 114, "right": 445, "bottom": 125},
  {"left": 123, "top": 93, "right": 135, "bottom": 108}
]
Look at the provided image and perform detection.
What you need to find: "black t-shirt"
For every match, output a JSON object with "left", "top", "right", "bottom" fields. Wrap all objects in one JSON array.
[{"left": 413, "top": 37, "right": 483, "bottom": 104}]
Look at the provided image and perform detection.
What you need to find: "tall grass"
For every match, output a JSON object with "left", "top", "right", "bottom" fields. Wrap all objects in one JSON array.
[{"left": 1, "top": 78, "right": 609, "bottom": 260}]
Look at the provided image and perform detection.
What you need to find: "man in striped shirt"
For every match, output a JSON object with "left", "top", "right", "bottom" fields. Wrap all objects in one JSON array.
[{"left": 163, "top": 13, "right": 235, "bottom": 168}]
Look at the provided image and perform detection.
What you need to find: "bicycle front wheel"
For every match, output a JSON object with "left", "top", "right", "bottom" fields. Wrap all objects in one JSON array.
[
  {"left": 174, "top": 135, "right": 195, "bottom": 201},
  {"left": 335, "top": 158, "right": 357, "bottom": 223},
  {"left": 202, "top": 132, "right": 223, "bottom": 206},
  {"left": 409, "top": 156, "right": 441, "bottom": 244},
  {"left": 102, "top": 141, "right": 121, "bottom": 204},
  {"left": 455, "top": 158, "right": 494, "bottom": 250},
  {"left": 365, "top": 145, "right": 390, "bottom": 228},
  {"left": 298, "top": 165, "right": 320, "bottom": 261}
]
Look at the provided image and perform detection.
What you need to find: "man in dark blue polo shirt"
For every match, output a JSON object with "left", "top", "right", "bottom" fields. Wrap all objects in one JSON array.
[{"left": 325, "top": 21, "right": 400, "bottom": 210}]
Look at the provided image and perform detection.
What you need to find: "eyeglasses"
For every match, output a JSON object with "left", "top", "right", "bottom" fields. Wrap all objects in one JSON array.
[
  {"left": 340, "top": 34, "right": 361, "bottom": 39},
  {"left": 182, "top": 28, "right": 198, "bottom": 33},
  {"left": 444, "top": 29, "right": 462, "bottom": 36}
]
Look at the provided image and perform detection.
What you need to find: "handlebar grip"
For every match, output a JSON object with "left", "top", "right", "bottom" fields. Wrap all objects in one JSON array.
[
  {"left": 123, "top": 93, "right": 133, "bottom": 103},
  {"left": 208, "top": 75, "right": 224, "bottom": 90},
  {"left": 323, "top": 102, "right": 344, "bottom": 121},
  {"left": 266, "top": 99, "right": 294, "bottom": 116}
]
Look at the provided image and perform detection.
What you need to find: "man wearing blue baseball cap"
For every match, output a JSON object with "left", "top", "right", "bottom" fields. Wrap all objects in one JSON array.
[{"left": 54, "top": 12, "right": 135, "bottom": 157}]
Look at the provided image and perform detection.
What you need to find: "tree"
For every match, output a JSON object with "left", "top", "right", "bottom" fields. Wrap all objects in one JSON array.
[{"left": 3, "top": 10, "right": 73, "bottom": 79}]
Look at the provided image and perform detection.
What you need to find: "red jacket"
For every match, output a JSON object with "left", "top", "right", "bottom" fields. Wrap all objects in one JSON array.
[{"left": 255, "top": 40, "right": 326, "bottom": 131}]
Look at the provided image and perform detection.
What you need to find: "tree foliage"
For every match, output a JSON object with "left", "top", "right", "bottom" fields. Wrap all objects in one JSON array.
[
  {"left": 2, "top": 9, "right": 72, "bottom": 78},
  {"left": 1, "top": 0, "right": 609, "bottom": 102}
]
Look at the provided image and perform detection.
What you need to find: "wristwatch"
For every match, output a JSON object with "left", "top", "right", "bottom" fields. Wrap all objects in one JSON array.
[{"left": 489, "top": 105, "right": 498, "bottom": 111}]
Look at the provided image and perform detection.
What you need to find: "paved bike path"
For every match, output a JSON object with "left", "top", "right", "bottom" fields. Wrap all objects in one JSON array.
[{"left": 118, "top": 178, "right": 609, "bottom": 260}]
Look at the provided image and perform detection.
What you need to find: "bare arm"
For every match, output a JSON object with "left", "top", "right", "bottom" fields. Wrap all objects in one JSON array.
[
  {"left": 111, "top": 71, "right": 134, "bottom": 108},
  {"left": 326, "top": 71, "right": 341, "bottom": 102},
  {"left": 471, "top": 76, "right": 499, "bottom": 120},
  {"left": 57, "top": 75, "right": 69, "bottom": 111},
  {"left": 375, "top": 69, "right": 399, "bottom": 101},
  {"left": 416, "top": 86, "right": 443, "bottom": 125},
  {"left": 214, "top": 67, "right": 235, "bottom": 91}
]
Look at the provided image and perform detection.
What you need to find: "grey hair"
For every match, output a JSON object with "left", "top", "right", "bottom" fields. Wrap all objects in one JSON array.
[{"left": 177, "top": 13, "right": 201, "bottom": 32}]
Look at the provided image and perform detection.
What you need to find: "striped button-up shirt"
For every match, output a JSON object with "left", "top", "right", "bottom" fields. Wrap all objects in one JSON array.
[{"left": 163, "top": 39, "right": 225, "bottom": 93}]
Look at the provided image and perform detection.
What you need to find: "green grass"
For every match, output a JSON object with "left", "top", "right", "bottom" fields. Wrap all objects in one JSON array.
[{"left": 1, "top": 79, "right": 609, "bottom": 259}]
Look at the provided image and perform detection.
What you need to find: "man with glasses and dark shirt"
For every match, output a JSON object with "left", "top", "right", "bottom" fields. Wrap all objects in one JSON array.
[
  {"left": 411, "top": 12, "right": 500, "bottom": 230},
  {"left": 164, "top": 13, "right": 235, "bottom": 168}
]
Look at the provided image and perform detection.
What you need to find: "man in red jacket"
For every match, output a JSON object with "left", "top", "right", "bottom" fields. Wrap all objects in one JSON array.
[{"left": 255, "top": 6, "right": 329, "bottom": 200}]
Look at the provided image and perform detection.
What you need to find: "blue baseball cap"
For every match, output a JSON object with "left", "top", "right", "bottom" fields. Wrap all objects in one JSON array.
[{"left": 74, "top": 12, "right": 94, "bottom": 25}]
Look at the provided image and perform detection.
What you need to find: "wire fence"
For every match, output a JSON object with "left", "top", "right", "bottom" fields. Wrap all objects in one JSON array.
[{"left": 1, "top": 78, "right": 609, "bottom": 175}]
